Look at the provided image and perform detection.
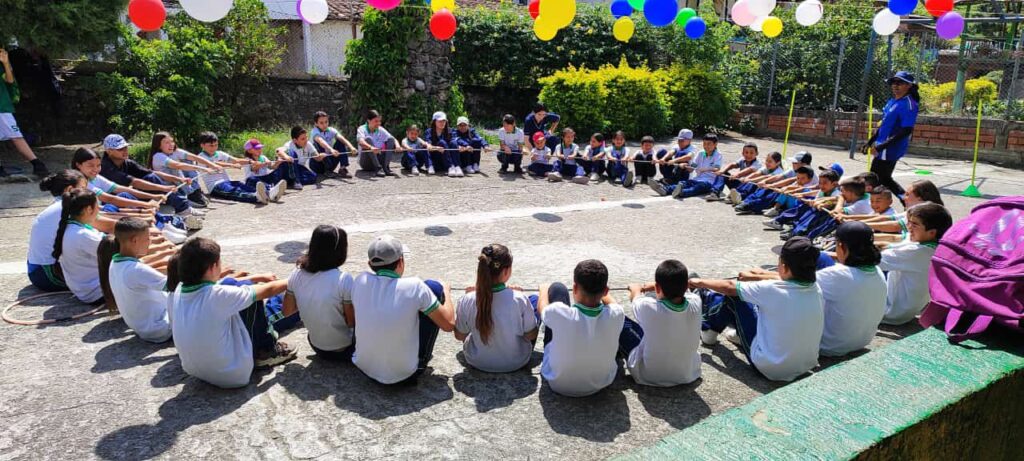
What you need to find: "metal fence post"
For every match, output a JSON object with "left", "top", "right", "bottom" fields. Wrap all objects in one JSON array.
[
  {"left": 832, "top": 38, "right": 846, "bottom": 110},
  {"left": 1007, "top": 29, "right": 1024, "bottom": 120},
  {"left": 767, "top": 41, "right": 779, "bottom": 107},
  {"left": 887, "top": 34, "right": 894, "bottom": 76},
  {"left": 850, "top": 32, "right": 878, "bottom": 159}
]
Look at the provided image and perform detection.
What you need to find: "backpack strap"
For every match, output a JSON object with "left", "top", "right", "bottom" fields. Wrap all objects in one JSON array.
[{"left": 943, "top": 308, "right": 994, "bottom": 344}]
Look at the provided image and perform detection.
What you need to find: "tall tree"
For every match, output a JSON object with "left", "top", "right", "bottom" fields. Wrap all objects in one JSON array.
[{"left": 0, "top": 0, "right": 129, "bottom": 56}]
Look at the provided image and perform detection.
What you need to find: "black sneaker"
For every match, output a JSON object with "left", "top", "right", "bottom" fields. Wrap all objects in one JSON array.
[
  {"left": 514, "top": 167, "right": 524, "bottom": 175},
  {"left": 499, "top": 167, "right": 509, "bottom": 174},
  {"left": 255, "top": 341, "right": 297, "bottom": 369},
  {"left": 0, "top": 165, "right": 8, "bottom": 178}
]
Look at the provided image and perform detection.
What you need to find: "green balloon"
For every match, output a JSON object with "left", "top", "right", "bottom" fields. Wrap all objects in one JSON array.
[
  {"left": 627, "top": 0, "right": 645, "bottom": 12},
  {"left": 675, "top": 8, "right": 696, "bottom": 26}
]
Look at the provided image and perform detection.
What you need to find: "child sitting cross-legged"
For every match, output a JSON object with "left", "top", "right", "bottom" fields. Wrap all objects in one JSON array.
[
  {"left": 454, "top": 116, "right": 488, "bottom": 174},
  {"left": 496, "top": 114, "right": 526, "bottom": 175},
  {"left": 276, "top": 126, "right": 324, "bottom": 189},
  {"left": 650, "top": 133, "right": 723, "bottom": 199},
  {"left": 621, "top": 259, "right": 702, "bottom": 387},
  {"left": 170, "top": 238, "right": 296, "bottom": 388},
  {"left": 537, "top": 259, "right": 625, "bottom": 397},
  {"left": 632, "top": 136, "right": 657, "bottom": 185},
  {"left": 655, "top": 129, "right": 698, "bottom": 186},
  {"left": 605, "top": 131, "right": 635, "bottom": 187},
  {"left": 311, "top": 111, "right": 357, "bottom": 178},
  {"left": 549, "top": 128, "right": 588, "bottom": 184},
  {"left": 879, "top": 202, "right": 952, "bottom": 325},
  {"left": 527, "top": 131, "right": 555, "bottom": 178},
  {"left": 401, "top": 124, "right": 432, "bottom": 176},
  {"left": 197, "top": 132, "right": 282, "bottom": 204},
  {"left": 758, "top": 166, "right": 819, "bottom": 219},
  {"left": 580, "top": 133, "right": 607, "bottom": 182}
]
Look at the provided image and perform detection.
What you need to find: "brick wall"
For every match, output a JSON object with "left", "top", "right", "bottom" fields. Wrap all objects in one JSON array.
[{"left": 1008, "top": 130, "right": 1024, "bottom": 152}]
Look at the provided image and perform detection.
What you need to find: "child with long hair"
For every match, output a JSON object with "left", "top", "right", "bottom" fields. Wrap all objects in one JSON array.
[
  {"left": 425, "top": 112, "right": 457, "bottom": 177},
  {"left": 149, "top": 131, "right": 220, "bottom": 208},
  {"left": 606, "top": 131, "right": 635, "bottom": 187},
  {"left": 53, "top": 189, "right": 106, "bottom": 304},
  {"left": 454, "top": 244, "right": 539, "bottom": 373},
  {"left": 27, "top": 170, "right": 89, "bottom": 292},
  {"left": 311, "top": 111, "right": 357, "bottom": 178}
]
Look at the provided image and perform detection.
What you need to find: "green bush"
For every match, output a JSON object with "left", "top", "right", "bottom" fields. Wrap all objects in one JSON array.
[
  {"left": 601, "top": 59, "right": 670, "bottom": 139},
  {"left": 538, "top": 66, "right": 608, "bottom": 137},
  {"left": 661, "top": 64, "right": 737, "bottom": 135},
  {"left": 921, "top": 79, "right": 998, "bottom": 113}
]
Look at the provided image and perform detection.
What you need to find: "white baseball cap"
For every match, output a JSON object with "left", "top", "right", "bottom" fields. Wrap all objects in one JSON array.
[
  {"left": 368, "top": 235, "right": 409, "bottom": 266},
  {"left": 432, "top": 111, "right": 448, "bottom": 122},
  {"left": 677, "top": 129, "right": 694, "bottom": 140},
  {"left": 457, "top": 116, "right": 470, "bottom": 126}
]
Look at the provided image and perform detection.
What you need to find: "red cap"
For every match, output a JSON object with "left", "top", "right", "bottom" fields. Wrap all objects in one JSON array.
[{"left": 532, "top": 132, "right": 546, "bottom": 143}]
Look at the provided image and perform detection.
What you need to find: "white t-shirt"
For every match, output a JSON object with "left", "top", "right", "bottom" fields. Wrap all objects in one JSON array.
[
  {"left": 816, "top": 264, "right": 887, "bottom": 356},
  {"left": 109, "top": 256, "right": 171, "bottom": 343},
  {"left": 152, "top": 149, "right": 191, "bottom": 177},
  {"left": 736, "top": 280, "right": 824, "bottom": 382},
  {"left": 27, "top": 198, "right": 62, "bottom": 266},
  {"left": 89, "top": 175, "right": 119, "bottom": 195},
  {"left": 879, "top": 242, "right": 937, "bottom": 325},
  {"left": 245, "top": 155, "right": 270, "bottom": 179},
  {"left": 288, "top": 268, "right": 354, "bottom": 352},
  {"left": 455, "top": 287, "right": 539, "bottom": 373},
  {"left": 843, "top": 195, "right": 873, "bottom": 215},
  {"left": 583, "top": 145, "right": 605, "bottom": 159},
  {"left": 198, "top": 150, "right": 233, "bottom": 164},
  {"left": 531, "top": 147, "right": 552, "bottom": 165},
  {"left": 351, "top": 271, "right": 440, "bottom": 384},
  {"left": 60, "top": 222, "right": 105, "bottom": 303},
  {"left": 626, "top": 293, "right": 702, "bottom": 387},
  {"left": 170, "top": 282, "right": 256, "bottom": 388},
  {"left": 540, "top": 302, "right": 625, "bottom": 397},
  {"left": 554, "top": 143, "right": 580, "bottom": 165},
  {"left": 497, "top": 128, "right": 525, "bottom": 151},
  {"left": 356, "top": 125, "right": 396, "bottom": 152},
  {"left": 688, "top": 150, "right": 724, "bottom": 183},
  {"left": 281, "top": 140, "right": 319, "bottom": 168}
]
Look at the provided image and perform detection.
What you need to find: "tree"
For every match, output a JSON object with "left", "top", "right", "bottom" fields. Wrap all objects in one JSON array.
[{"left": 0, "top": 0, "right": 129, "bottom": 56}]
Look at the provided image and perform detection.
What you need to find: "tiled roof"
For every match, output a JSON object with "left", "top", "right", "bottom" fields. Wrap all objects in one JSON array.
[{"left": 326, "top": 0, "right": 509, "bottom": 22}]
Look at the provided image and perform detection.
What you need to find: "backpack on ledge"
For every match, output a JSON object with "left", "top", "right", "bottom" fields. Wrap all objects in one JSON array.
[{"left": 919, "top": 196, "right": 1024, "bottom": 342}]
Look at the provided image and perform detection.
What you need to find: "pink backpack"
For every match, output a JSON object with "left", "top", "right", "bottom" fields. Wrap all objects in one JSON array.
[{"left": 919, "top": 196, "right": 1024, "bottom": 342}]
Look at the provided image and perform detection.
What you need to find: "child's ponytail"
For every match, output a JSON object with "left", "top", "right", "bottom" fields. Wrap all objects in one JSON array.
[
  {"left": 39, "top": 170, "right": 85, "bottom": 197},
  {"left": 96, "top": 235, "right": 120, "bottom": 313},
  {"left": 52, "top": 188, "right": 98, "bottom": 262},
  {"left": 474, "top": 244, "right": 512, "bottom": 345}
]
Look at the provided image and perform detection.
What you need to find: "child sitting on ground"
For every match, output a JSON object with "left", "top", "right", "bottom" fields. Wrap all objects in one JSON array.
[
  {"left": 454, "top": 244, "right": 539, "bottom": 373},
  {"left": 765, "top": 168, "right": 840, "bottom": 233},
  {"left": 879, "top": 202, "right": 952, "bottom": 325},
  {"left": 284, "top": 225, "right": 355, "bottom": 361},
  {"left": 726, "top": 151, "right": 785, "bottom": 205},
  {"left": 527, "top": 132, "right": 554, "bottom": 178},
  {"left": 170, "top": 237, "right": 295, "bottom": 388},
  {"left": 869, "top": 187, "right": 897, "bottom": 216},
  {"left": 622, "top": 259, "right": 702, "bottom": 387},
  {"left": 549, "top": 128, "right": 588, "bottom": 184},
  {"left": 198, "top": 132, "right": 281, "bottom": 204},
  {"left": 605, "top": 131, "right": 635, "bottom": 187},
  {"left": 633, "top": 136, "right": 657, "bottom": 185},
  {"left": 735, "top": 151, "right": 814, "bottom": 215},
  {"left": 537, "top": 259, "right": 625, "bottom": 397},
  {"left": 707, "top": 142, "right": 761, "bottom": 202},
  {"left": 454, "top": 116, "right": 488, "bottom": 175},
  {"left": 356, "top": 110, "right": 400, "bottom": 178},
  {"left": 650, "top": 133, "right": 723, "bottom": 200},
  {"left": 655, "top": 129, "right": 698, "bottom": 186},
  {"left": 275, "top": 127, "right": 321, "bottom": 189},
  {"left": 496, "top": 114, "right": 526, "bottom": 175},
  {"left": 100, "top": 217, "right": 175, "bottom": 343},
  {"left": 241, "top": 139, "right": 288, "bottom": 193},
  {"left": 311, "top": 111, "right": 357, "bottom": 178},
  {"left": 401, "top": 124, "right": 431, "bottom": 176},
  {"left": 760, "top": 166, "right": 819, "bottom": 219},
  {"left": 816, "top": 222, "right": 887, "bottom": 356},
  {"left": 149, "top": 132, "right": 221, "bottom": 208},
  {"left": 580, "top": 133, "right": 607, "bottom": 182}
]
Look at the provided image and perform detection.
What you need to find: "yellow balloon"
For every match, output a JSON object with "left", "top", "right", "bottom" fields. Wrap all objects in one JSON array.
[
  {"left": 539, "top": 0, "right": 576, "bottom": 30},
  {"left": 534, "top": 16, "right": 558, "bottom": 41},
  {"left": 762, "top": 16, "right": 783, "bottom": 38},
  {"left": 431, "top": 0, "right": 455, "bottom": 13},
  {"left": 613, "top": 17, "right": 635, "bottom": 42}
]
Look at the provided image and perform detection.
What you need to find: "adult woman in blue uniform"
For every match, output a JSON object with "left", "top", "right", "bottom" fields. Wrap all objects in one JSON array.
[{"left": 862, "top": 71, "right": 920, "bottom": 202}]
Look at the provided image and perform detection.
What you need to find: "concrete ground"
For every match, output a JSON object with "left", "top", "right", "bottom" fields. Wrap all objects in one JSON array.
[{"left": 0, "top": 133, "right": 1019, "bottom": 460}]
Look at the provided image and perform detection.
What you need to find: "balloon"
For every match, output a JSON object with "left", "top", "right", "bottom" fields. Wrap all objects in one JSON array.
[
  {"left": 534, "top": 16, "right": 558, "bottom": 41},
  {"left": 887, "top": 0, "right": 916, "bottom": 16},
  {"left": 429, "top": 9, "right": 457, "bottom": 40},
  {"left": 762, "top": 16, "right": 782, "bottom": 38},
  {"left": 731, "top": 1, "right": 757, "bottom": 27},
  {"left": 431, "top": 0, "right": 455, "bottom": 13},
  {"left": 180, "top": 0, "right": 232, "bottom": 23},
  {"left": 750, "top": 16, "right": 766, "bottom": 32},
  {"left": 925, "top": 0, "right": 953, "bottom": 17},
  {"left": 128, "top": 0, "right": 166, "bottom": 32},
  {"left": 539, "top": 0, "right": 575, "bottom": 30},
  {"left": 935, "top": 11, "right": 964, "bottom": 40},
  {"left": 794, "top": 1, "right": 823, "bottom": 27},
  {"left": 613, "top": 16, "right": 635, "bottom": 42},
  {"left": 747, "top": 0, "right": 776, "bottom": 18},
  {"left": 368, "top": 0, "right": 401, "bottom": 12},
  {"left": 643, "top": 0, "right": 678, "bottom": 28},
  {"left": 684, "top": 17, "right": 706, "bottom": 39},
  {"left": 610, "top": 0, "right": 633, "bottom": 19},
  {"left": 529, "top": 0, "right": 541, "bottom": 20},
  {"left": 675, "top": 8, "right": 697, "bottom": 26},
  {"left": 298, "top": 0, "right": 329, "bottom": 22},
  {"left": 628, "top": 0, "right": 645, "bottom": 12},
  {"left": 872, "top": 9, "right": 900, "bottom": 35}
]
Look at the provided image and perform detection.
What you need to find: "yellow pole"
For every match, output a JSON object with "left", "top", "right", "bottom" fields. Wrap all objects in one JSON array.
[
  {"left": 782, "top": 89, "right": 797, "bottom": 157},
  {"left": 866, "top": 94, "right": 874, "bottom": 170},
  {"left": 961, "top": 101, "right": 984, "bottom": 197}
]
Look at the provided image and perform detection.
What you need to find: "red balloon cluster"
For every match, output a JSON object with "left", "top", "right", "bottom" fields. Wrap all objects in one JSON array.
[
  {"left": 430, "top": 9, "right": 457, "bottom": 41},
  {"left": 529, "top": 0, "right": 540, "bottom": 20},
  {"left": 128, "top": 0, "right": 166, "bottom": 32},
  {"left": 924, "top": 0, "right": 954, "bottom": 17}
]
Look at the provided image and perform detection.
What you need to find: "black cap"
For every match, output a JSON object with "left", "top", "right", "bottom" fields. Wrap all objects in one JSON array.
[
  {"left": 835, "top": 222, "right": 875, "bottom": 252},
  {"left": 778, "top": 236, "right": 820, "bottom": 271}
]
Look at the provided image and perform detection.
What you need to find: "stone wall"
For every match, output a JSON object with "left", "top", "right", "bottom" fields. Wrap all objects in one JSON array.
[
  {"left": 734, "top": 105, "right": 1024, "bottom": 168},
  {"left": 403, "top": 35, "right": 454, "bottom": 118},
  {"left": 462, "top": 85, "right": 541, "bottom": 124}
]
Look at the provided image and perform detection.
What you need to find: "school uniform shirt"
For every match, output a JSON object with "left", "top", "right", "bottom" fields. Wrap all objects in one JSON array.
[
  {"left": 688, "top": 150, "right": 723, "bottom": 183},
  {"left": 759, "top": 165, "right": 785, "bottom": 176},
  {"left": 497, "top": 128, "right": 525, "bottom": 151},
  {"left": 583, "top": 145, "right": 605, "bottom": 159},
  {"left": 531, "top": 147, "right": 552, "bottom": 165},
  {"left": 876, "top": 95, "right": 919, "bottom": 162},
  {"left": 280, "top": 141, "right": 319, "bottom": 168},
  {"left": 455, "top": 287, "right": 539, "bottom": 373},
  {"left": 89, "top": 174, "right": 119, "bottom": 196},
  {"left": 288, "top": 268, "right": 354, "bottom": 352},
  {"left": 101, "top": 154, "right": 154, "bottom": 187},
  {"left": 109, "top": 255, "right": 171, "bottom": 343},
  {"left": 842, "top": 195, "right": 873, "bottom": 215},
  {"left": 523, "top": 112, "right": 560, "bottom": 140},
  {"left": 816, "top": 264, "right": 887, "bottom": 356},
  {"left": 455, "top": 128, "right": 488, "bottom": 147},
  {"left": 816, "top": 188, "right": 841, "bottom": 199},
  {"left": 540, "top": 302, "right": 625, "bottom": 397},
  {"left": 554, "top": 143, "right": 580, "bottom": 165},
  {"left": 351, "top": 271, "right": 440, "bottom": 384},
  {"left": 60, "top": 222, "right": 105, "bottom": 303},
  {"left": 404, "top": 138, "right": 429, "bottom": 150},
  {"left": 880, "top": 207, "right": 897, "bottom": 216},
  {"left": 356, "top": 124, "right": 396, "bottom": 153},
  {"left": 733, "top": 157, "right": 762, "bottom": 171},
  {"left": 878, "top": 241, "right": 937, "bottom": 325},
  {"left": 674, "top": 145, "right": 696, "bottom": 158},
  {"left": 170, "top": 282, "right": 257, "bottom": 388},
  {"left": 608, "top": 146, "right": 631, "bottom": 161},
  {"left": 196, "top": 151, "right": 235, "bottom": 190},
  {"left": 735, "top": 279, "right": 824, "bottom": 382},
  {"left": 311, "top": 126, "right": 342, "bottom": 147},
  {"left": 27, "top": 198, "right": 62, "bottom": 266},
  {"left": 152, "top": 149, "right": 192, "bottom": 177},
  {"left": 626, "top": 293, "right": 702, "bottom": 387},
  {"left": 0, "top": 68, "right": 17, "bottom": 115},
  {"left": 245, "top": 155, "right": 271, "bottom": 179}
]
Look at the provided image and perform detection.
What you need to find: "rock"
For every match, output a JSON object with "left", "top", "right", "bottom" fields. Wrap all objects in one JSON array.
[{"left": 414, "top": 80, "right": 426, "bottom": 91}]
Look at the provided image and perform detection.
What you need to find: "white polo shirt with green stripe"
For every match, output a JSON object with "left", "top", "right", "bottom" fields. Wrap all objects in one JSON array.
[
  {"left": 736, "top": 279, "right": 824, "bottom": 382},
  {"left": 540, "top": 301, "right": 625, "bottom": 397},
  {"left": 626, "top": 292, "right": 703, "bottom": 387},
  {"left": 351, "top": 270, "right": 440, "bottom": 384},
  {"left": 170, "top": 281, "right": 257, "bottom": 388}
]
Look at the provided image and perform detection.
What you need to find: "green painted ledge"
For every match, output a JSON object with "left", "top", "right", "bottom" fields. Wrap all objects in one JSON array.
[{"left": 618, "top": 328, "right": 1024, "bottom": 460}]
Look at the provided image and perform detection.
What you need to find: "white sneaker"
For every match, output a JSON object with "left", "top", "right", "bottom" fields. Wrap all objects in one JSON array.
[
  {"left": 455, "top": 166, "right": 465, "bottom": 177},
  {"left": 763, "top": 220, "right": 784, "bottom": 230},
  {"left": 428, "top": 166, "right": 436, "bottom": 175},
  {"left": 672, "top": 184, "right": 685, "bottom": 198},
  {"left": 447, "top": 166, "right": 455, "bottom": 176},
  {"left": 623, "top": 171, "right": 635, "bottom": 187},
  {"left": 256, "top": 182, "right": 270, "bottom": 204},
  {"left": 727, "top": 189, "right": 741, "bottom": 205},
  {"left": 161, "top": 227, "right": 187, "bottom": 244},
  {"left": 182, "top": 207, "right": 206, "bottom": 217},
  {"left": 547, "top": 172, "right": 563, "bottom": 182},
  {"left": 764, "top": 207, "right": 781, "bottom": 218},
  {"left": 572, "top": 175, "right": 590, "bottom": 185},
  {"left": 701, "top": 329, "right": 720, "bottom": 346},
  {"left": 274, "top": 180, "right": 286, "bottom": 201},
  {"left": 723, "top": 327, "right": 742, "bottom": 346},
  {"left": 589, "top": 172, "right": 600, "bottom": 182},
  {"left": 411, "top": 167, "right": 420, "bottom": 176}
]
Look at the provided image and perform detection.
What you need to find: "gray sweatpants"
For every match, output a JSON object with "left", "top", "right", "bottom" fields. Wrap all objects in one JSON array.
[{"left": 358, "top": 139, "right": 398, "bottom": 172}]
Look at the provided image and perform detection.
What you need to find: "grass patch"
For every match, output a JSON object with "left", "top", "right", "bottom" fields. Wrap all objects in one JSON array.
[{"left": 125, "top": 129, "right": 293, "bottom": 165}]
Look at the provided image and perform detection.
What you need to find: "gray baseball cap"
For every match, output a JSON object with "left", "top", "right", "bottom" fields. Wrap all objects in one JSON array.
[
  {"left": 368, "top": 235, "right": 409, "bottom": 266},
  {"left": 677, "top": 129, "right": 694, "bottom": 140}
]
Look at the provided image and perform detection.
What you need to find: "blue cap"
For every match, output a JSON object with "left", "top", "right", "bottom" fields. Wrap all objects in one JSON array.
[
  {"left": 103, "top": 134, "right": 130, "bottom": 150},
  {"left": 819, "top": 162, "right": 844, "bottom": 177},
  {"left": 886, "top": 71, "right": 916, "bottom": 85}
]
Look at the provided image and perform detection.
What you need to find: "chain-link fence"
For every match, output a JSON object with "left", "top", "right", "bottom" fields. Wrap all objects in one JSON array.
[{"left": 725, "top": 32, "right": 1024, "bottom": 121}]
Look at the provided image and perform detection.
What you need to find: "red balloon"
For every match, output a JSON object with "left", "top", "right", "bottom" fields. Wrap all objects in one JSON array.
[
  {"left": 128, "top": 0, "right": 166, "bottom": 32},
  {"left": 430, "top": 9, "right": 457, "bottom": 41},
  {"left": 924, "top": 0, "right": 954, "bottom": 17},
  {"left": 529, "top": 0, "right": 541, "bottom": 20}
]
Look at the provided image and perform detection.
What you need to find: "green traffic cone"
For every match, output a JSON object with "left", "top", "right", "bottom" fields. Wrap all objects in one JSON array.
[{"left": 962, "top": 184, "right": 983, "bottom": 198}]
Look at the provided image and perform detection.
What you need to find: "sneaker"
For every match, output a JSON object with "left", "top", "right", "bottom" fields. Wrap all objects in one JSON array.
[
  {"left": 338, "top": 168, "right": 351, "bottom": 178},
  {"left": 763, "top": 220, "right": 784, "bottom": 230},
  {"left": 547, "top": 172, "right": 563, "bottom": 182},
  {"left": 623, "top": 171, "right": 635, "bottom": 187},
  {"left": 385, "top": 169, "right": 397, "bottom": 176},
  {"left": 376, "top": 169, "right": 386, "bottom": 178},
  {"left": 672, "top": 184, "right": 685, "bottom": 199},
  {"left": 454, "top": 167, "right": 465, "bottom": 177},
  {"left": 187, "top": 191, "right": 209, "bottom": 208},
  {"left": 161, "top": 227, "right": 187, "bottom": 244},
  {"left": 177, "top": 213, "right": 204, "bottom": 231},
  {"left": 473, "top": 164, "right": 482, "bottom": 173},
  {"left": 428, "top": 166, "right": 436, "bottom": 175},
  {"left": 514, "top": 167, "right": 524, "bottom": 175},
  {"left": 288, "top": 182, "right": 304, "bottom": 191},
  {"left": 572, "top": 175, "right": 590, "bottom": 185},
  {"left": 779, "top": 231, "right": 793, "bottom": 240},
  {"left": 704, "top": 192, "right": 724, "bottom": 202},
  {"left": 324, "top": 171, "right": 340, "bottom": 179},
  {"left": 701, "top": 329, "right": 720, "bottom": 346},
  {"left": 183, "top": 207, "right": 207, "bottom": 217},
  {"left": 499, "top": 166, "right": 509, "bottom": 174},
  {"left": 255, "top": 182, "right": 270, "bottom": 204},
  {"left": 271, "top": 180, "right": 286, "bottom": 202},
  {"left": 188, "top": 200, "right": 208, "bottom": 209},
  {"left": 722, "top": 327, "right": 742, "bottom": 346},
  {"left": 649, "top": 181, "right": 668, "bottom": 196},
  {"left": 411, "top": 167, "right": 420, "bottom": 176},
  {"left": 764, "top": 207, "right": 781, "bottom": 218},
  {"left": 254, "top": 341, "right": 297, "bottom": 369},
  {"left": 726, "top": 189, "right": 742, "bottom": 205},
  {"left": 589, "top": 172, "right": 600, "bottom": 182}
]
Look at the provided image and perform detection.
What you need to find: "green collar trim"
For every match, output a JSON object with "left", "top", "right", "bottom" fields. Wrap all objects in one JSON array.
[
  {"left": 492, "top": 283, "right": 507, "bottom": 293},
  {"left": 111, "top": 253, "right": 139, "bottom": 263},
  {"left": 659, "top": 298, "right": 689, "bottom": 312},
  {"left": 180, "top": 281, "right": 216, "bottom": 293},
  {"left": 363, "top": 124, "right": 379, "bottom": 135},
  {"left": 787, "top": 280, "right": 815, "bottom": 287},
  {"left": 573, "top": 303, "right": 604, "bottom": 318},
  {"left": 921, "top": 241, "right": 939, "bottom": 249},
  {"left": 375, "top": 269, "right": 400, "bottom": 279},
  {"left": 68, "top": 220, "right": 95, "bottom": 231},
  {"left": 852, "top": 265, "right": 878, "bottom": 273}
]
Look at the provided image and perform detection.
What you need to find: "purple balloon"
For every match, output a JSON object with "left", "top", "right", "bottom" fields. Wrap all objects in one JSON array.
[{"left": 936, "top": 11, "right": 964, "bottom": 40}]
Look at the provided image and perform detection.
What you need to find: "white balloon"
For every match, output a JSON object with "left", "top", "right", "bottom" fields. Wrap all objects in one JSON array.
[
  {"left": 747, "top": 0, "right": 777, "bottom": 18},
  {"left": 795, "top": 0, "right": 823, "bottom": 27},
  {"left": 180, "top": 0, "right": 233, "bottom": 23},
  {"left": 872, "top": 8, "right": 901, "bottom": 36},
  {"left": 750, "top": 16, "right": 767, "bottom": 32},
  {"left": 299, "top": 0, "right": 329, "bottom": 24}
]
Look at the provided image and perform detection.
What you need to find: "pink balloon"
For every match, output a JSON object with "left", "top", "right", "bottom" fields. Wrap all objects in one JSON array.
[
  {"left": 731, "top": 1, "right": 757, "bottom": 27},
  {"left": 368, "top": 0, "right": 401, "bottom": 11}
]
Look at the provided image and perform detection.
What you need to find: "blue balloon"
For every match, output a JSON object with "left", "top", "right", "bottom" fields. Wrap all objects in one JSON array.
[
  {"left": 643, "top": 0, "right": 678, "bottom": 27},
  {"left": 610, "top": 0, "right": 633, "bottom": 19},
  {"left": 888, "top": 0, "right": 916, "bottom": 16},
  {"left": 684, "top": 17, "right": 706, "bottom": 39}
]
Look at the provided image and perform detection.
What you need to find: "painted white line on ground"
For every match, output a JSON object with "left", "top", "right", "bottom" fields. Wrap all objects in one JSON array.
[{"left": 0, "top": 196, "right": 673, "bottom": 275}]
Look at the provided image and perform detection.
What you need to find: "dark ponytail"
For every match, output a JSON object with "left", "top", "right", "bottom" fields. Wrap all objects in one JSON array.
[
  {"left": 474, "top": 244, "right": 513, "bottom": 345},
  {"left": 165, "top": 251, "right": 181, "bottom": 292},
  {"left": 39, "top": 170, "right": 85, "bottom": 197},
  {"left": 97, "top": 235, "right": 120, "bottom": 313},
  {"left": 908, "top": 84, "right": 921, "bottom": 103},
  {"left": 52, "top": 188, "right": 99, "bottom": 262}
]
